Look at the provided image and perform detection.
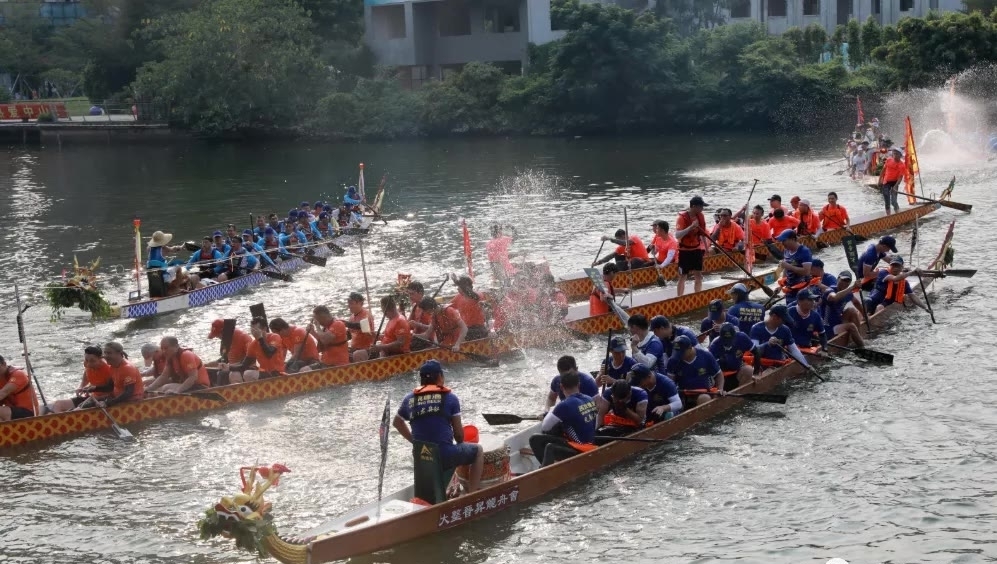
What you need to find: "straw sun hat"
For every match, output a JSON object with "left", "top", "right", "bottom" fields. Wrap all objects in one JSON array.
[{"left": 147, "top": 231, "right": 173, "bottom": 248}]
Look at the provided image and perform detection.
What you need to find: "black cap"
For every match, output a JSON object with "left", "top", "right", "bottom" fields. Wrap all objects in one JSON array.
[
  {"left": 628, "top": 363, "right": 652, "bottom": 384},
  {"left": 690, "top": 196, "right": 707, "bottom": 207},
  {"left": 768, "top": 194, "right": 782, "bottom": 202}
]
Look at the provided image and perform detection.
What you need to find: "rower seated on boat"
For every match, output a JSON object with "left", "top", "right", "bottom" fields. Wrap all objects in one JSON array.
[
  {"left": 101, "top": 342, "right": 144, "bottom": 407},
  {"left": 709, "top": 323, "right": 756, "bottom": 391},
  {"left": 727, "top": 283, "right": 765, "bottom": 334},
  {"left": 747, "top": 205, "right": 773, "bottom": 245},
  {"left": 628, "top": 314, "right": 665, "bottom": 372},
  {"left": 145, "top": 337, "right": 212, "bottom": 394},
  {"left": 260, "top": 227, "right": 289, "bottom": 261},
  {"left": 775, "top": 229, "right": 813, "bottom": 302},
  {"left": 793, "top": 199, "right": 820, "bottom": 237},
  {"left": 748, "top": 305, "right": 813, "bottom": 374},
  {"left": 649, "top": 315, "right": 700, "bottom": 362},
  {"left": 709, "top": 208, "right": 745, "bottom": 252},
  {"left": 309, "top": 305, "right": 351, "bottom": 368},
  {"left": 416, "top": 296, "right": 468, "bottom": 353},
  {"left": 865, "top": 255, "right": 928, "bottom": 313},
  {"left": 530, "top": 370, "right": 598, "bottom": 467},
  {"left": 589, "top": 263, "right": 625, "bottom": 317},
  {"left": 700, "top": 299, "right": 740, "bottom": 343},
  {"left": 595, "top": 336, "right": 638, "bottom": 387},
  {"left": 186, "top": 237, "right": 223, "bottom": 279},
  {"left": 807, "top": 259, "right": 838, "bottom": 294},
  {"left": 785, "top": 289, "right": 828, "bottom": 355},
  {"left": 406, "top": 281, "right": 433, "bottom": 335},
  {"left": 51, "top": 346, "right": 113, "bottom": 413},
  {"left": 206, "top": 319, "right": 253, "bottom": 384},
  {"left": 368, "top": 296, "right": 412, "bottom": 359},
  {"left": 650, "top": 220, "right": 678, "bottom": 270},
  {"left": 346, "top": 292, "right": 378, "bottom": 361},
  {"left": 595, "top": 380, "right": 648, "bottom": 439},
  {"left": 546, "top": 356, "right": 599, "bottom": 414},
  {"left": 298, "top": 214, "right": 322, "bottom": 241},
  {"left": 241, "top": 231, "right": 278, "bottom": 268},
  {"left": 629, "top": 363, "right": 682, "bottom": 422},
  {"left": 231, "top": 316, "right": 287, "bottom": 382},
  {"left": 595, "top": 229, "right": 652, "bottom": 270},
  {"left": 449, "top": 275, "right": 489, "bottom": 341},
  {"left": 665, "top": 335, "right": 724, "bottom": 407},
  {"left": 215, "top": 238, "right": 259, "bottom": 283},
  {"left": 270, "top": 318, "right": 320, "bottom": 373},
  {"left": 858, "top": 236, "right": 898, "bottom": 290},
  {"left": 140, "top": 343, "right": 165, "bottom": 386},
  {"left": 146, "top": 231, "right": 185, "bottom": 270},
  {"left": 314, "top": 212, "right": 339, "bottom": 239},
  {"left": 0, "top": 353, "right": 39, "bottom": 421},
  {"left": 212, "top": 231, "right": 231, "bottom": 256},
  {"left": 394, "top": 360, "right": 484, "bottom": 493},
  {"left": 280, "top": 218, "right": 306, "bottom": 252},
  {"left": 767, "top": 208, "right": 799, "bottom": 236},
  {"left": 819, "top": 192, "right": 850, "bottom": 232},
  {"left": 820, "top": 270, "right": 865, "bottom": 348}
]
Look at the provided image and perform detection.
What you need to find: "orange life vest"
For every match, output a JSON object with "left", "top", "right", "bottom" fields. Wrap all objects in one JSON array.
[{"left": 884, "top": 279, "right": 907, "bottom": 303}]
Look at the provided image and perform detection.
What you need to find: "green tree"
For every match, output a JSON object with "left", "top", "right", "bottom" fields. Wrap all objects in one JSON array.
[
  {"left": 878, "top": 11, "right": 997, "bottom": 86},
  {"left": 421, "top": 63, "right": 509, "bottom": 134},
  {"left": 132, "top": 0, "right": 325, "bottom": 135},
  {"left": 962, "top": 0, "right": 997, "bottom": 14},
  {"left": 845, "top": 19, "right": 863, "bottom": 66},
  {"left": 860, "top": 17, "right": 882, "bottom": 63},
  {"left": 295, "top": 0, "right": 364, "bottom": 43}
]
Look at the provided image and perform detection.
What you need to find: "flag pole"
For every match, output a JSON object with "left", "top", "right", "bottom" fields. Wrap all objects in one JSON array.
[{"left": 133, "top": 217, "right": 142, "bottom": 299}]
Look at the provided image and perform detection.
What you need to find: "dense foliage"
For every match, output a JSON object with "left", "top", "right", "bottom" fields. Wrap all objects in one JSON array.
[{"left": 3, "top": 0, "right": 997, "bottom": 138}]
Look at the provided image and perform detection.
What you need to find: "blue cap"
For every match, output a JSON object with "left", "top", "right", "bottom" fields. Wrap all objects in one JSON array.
[
  {"left": 673, "top": 335, "right": 694, "bottom": 352},
  {"left": 797, "top": 288, "right": 817, "bottom": 301},
  {"left": 728, "top": 283, "right": 749, "bottom": 295},
  {"left": 348, "top": 185, "right": 357, "bottom": 191},
  {"left": 719, "top": 322, "right": 737, "bottom": 341},
  {"left": 776, "top": 229, "right": 797, "bottom": 242},
  {"left": 879, "top": 236, "right": 898, "bottom": 253},
  {"left": 242, "top": 229, "right": 253, "bottom": 237},
  {"left": 300, "top": 201, "right": 310, "bottom": 207},
  {"left": 628, "top": 363, "right": 651, "bottom": 384},
  {"left": 811, "top": 258, "right": 824, "bottom": 268},
  {"left": 264, "top": 227, "right": 276, "bottom": 236},
  {"left": 649, "top": 315, "right": 670, "bottom": 330},
  {"left": 708, "top": 299, "right": 724, "bottom": 320},
  {"left": 318, "top": 212, "right": 329, "bottom": 220},
  {"left": 212, "top": 230, "right": 223, "bottom": 238},
  {"left": 769, "top": 304, "right": 789, "bottom": 319},
  {"left": 419, "top": 359, "right": 445, "bottom": 377},
  {"left": 889, "top": 255, "right": 904, "bottom": 265}
]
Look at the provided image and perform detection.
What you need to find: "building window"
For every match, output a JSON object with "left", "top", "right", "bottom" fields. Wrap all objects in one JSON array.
[
  {"left": 803, "top": 0, "right": 820, "bottom": 15},
  {"left": 439, "top": 0, "right": 471, "bottom": 36},
  {"left": 871, "top": 0, "right": 881, "bottom": 13},
  {"left": 372, "top": 5, "right": 406, "bottom": 39},
  {"left": 730, "top": 0, "right": 751, "bottom": 17},
  {"left": 484, "top": 4, "right": 520, "bottom": 33},
  {"left": 929, "top": 0, "right": 937, "bottom": 8},
  {"left": 768, "top": 0, "right": 787, "bottom": 16},
  {"left": 899, "top": 0, "right": 913, "bottom": 10}
]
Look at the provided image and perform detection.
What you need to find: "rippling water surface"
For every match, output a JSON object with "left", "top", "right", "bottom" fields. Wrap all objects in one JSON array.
[{"left": 0, "top": 133, "right": 993, "bottom": 564}]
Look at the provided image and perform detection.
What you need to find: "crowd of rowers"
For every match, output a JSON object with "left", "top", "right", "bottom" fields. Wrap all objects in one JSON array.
[
  {"left": 144, "top": 190, "right": 369, "bottom": 296},
  {"left": 0, "top": 270, "right": 572, "bottom": 421}
]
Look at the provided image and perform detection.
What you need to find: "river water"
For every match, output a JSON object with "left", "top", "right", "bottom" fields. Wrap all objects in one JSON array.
[{"left": 0, "top": 133, "right": 993, "bottom": 564}]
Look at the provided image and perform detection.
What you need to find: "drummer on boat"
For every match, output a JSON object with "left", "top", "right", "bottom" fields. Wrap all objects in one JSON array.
[
  {"left": 394, "top": 360, "right": 484, "bottom": 493},
  {"left": 146, "top": 337, "right": 212, "bottom": 394},
  {"left": 146, "top": 231, "right": 185, "bottom": 270},
  {"left": 0, "top": 354, "right": 39, "bottom": 420},
  {"left": 51, "top": 346, "right": 112, "bottom": 413},
  {"left": 709, "top": 323, "right": 756, "bottom": 391},
  {"left": 530, "top": 370, "right": 598, "bottom": 467}
]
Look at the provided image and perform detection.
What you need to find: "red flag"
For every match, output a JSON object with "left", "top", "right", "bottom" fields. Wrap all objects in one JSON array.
[
  {"left": 462, "top": 219, "right": 473, "bottom": 279},
  {"left": 856, "top": 96, "right": 865, "bottom": 126},
  {"left": 903, "top": 116, "right": 919, "bottom": 203}
]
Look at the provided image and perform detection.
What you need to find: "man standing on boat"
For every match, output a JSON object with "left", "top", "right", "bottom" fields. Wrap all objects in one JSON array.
[
  {"left": 486, "top": 224, "right": 516, "bottom": 283},
  {"left": 546, "top": 356, "right": 599, "bottom": 414},
  {"left": 709, "top": 323, "right": 756, "bottom": 391},
  {"left": 0, "top": 354, "right": 39, "bottom": 420},
  {"left": 530, "top": 370, "right": 598, "bottom": 466},
  {"left": 766, "top": 194, "right": 785, "bottom": 218},
  {"left": 675, "top": 196, "right": 709, "bottom": 296},
  {"left": 775, "top": 229, "right": 813, "bottom": 302},
  {"left": 878, "top": 149, "right": 907, "bottom": 215},
  {"left": 394, "top": 360, "right": 484, "bottom": 493},
  {"left": 727, "top": 283, "right": 765, "bottom": 334}
]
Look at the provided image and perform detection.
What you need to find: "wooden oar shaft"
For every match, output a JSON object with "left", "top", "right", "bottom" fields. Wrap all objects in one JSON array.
[
  {"left": 97, "top": 404, "right": 133, "bottom": 440},
  {"left": 906, "top": 193, "right": 972, "bottom": 211},
  {"left": 701, "top": 229, "right": 775, "bottom": 297}
]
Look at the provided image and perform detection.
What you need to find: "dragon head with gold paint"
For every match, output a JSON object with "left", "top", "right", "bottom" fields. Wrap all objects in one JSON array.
[{"left": 198, "top": 463, "right": 290, "bottom": 556}]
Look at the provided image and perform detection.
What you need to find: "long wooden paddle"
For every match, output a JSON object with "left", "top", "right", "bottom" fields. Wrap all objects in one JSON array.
[
  {"left": 302, "top": 253, "right": 328, "bottom": 267},
  {"left": 218, "top": 319, "right": 237, "bottom": 363},
  {"left": 411, "top": 336, "right": 500, "bottom": 367},
  {"left": 97, "top": 404, "right": 134, "bottom": 440},
  {"left": 260, "top": 269, "right": 293, "bottom": 282},
  {"left": 915, "top": 271, "right": 936, "bottom": 323},
  {"left": 702, "top": 229, "right": 776, "bottom": 298},
  {"left": 591, "top": 240, "right": 606, "bottom": 268},
  {"left": 145, "top": 390, "right": 228, "bottom": 403},
  {"left": 841, "top": 235, "right": 873, "bottom": 332},
  {"left": 779, "top": 345, "right": 825, "bottom": 382},
  {"left": 483, "top": 413, "right": 543, "bottom": 425},
  {"left": 583, "top": 268, "right": 630, "bottom": 324},
  {"left": 906, "top": 193, "right": 972, "bottom": 212},
  {"left": 919, "top": 269, "right": 975, "bottom": 278},
  {"left": 250, "top": 303, "right": 268, "bottom": 326},
  {"left": 14, "top": 282, "right": 48, "bottom": 413},
  {"left": 706, "top": 391, "right": 788, "bottom": 404},
  {"left": 826, "top": 343, "right": 893, "bottom": 364}
]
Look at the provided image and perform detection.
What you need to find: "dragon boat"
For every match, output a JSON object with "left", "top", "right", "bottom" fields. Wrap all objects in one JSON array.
[{"left": 197, "top": 221, "right": 958, "bottom": 564}]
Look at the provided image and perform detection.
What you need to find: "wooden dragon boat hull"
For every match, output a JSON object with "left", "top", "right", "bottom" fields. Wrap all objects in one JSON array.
[
  {"left": 0, "top": 270, "right": 768, "bottom": 449},
  {"left": 242, "top": 221, "right": 957, "bottom": 564},
  {"left": 555, "top": 203, "right": 939, "bottom": 300}
]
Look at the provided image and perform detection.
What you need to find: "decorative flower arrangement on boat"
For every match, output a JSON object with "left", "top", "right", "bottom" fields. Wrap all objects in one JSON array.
[{"left": 44, "top": 255, "right": 113, "bottom": 320}]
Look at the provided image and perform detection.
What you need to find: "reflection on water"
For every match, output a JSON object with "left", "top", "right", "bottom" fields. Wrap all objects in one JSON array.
[{"left": 0, "top": 134, "right": 994, "bottom": 564}]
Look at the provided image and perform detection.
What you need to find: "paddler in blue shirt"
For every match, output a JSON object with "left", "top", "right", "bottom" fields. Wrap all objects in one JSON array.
[
  {"left": 241, "top": 230, "right": 278, "bottom": 268},
  {"left": 785, "top": 289, "right": 827, "bottom": 352},
  {"left": 146, "top": 231, "right": 185, "bottom": 269},
  {"left": 394, "top": 360, "right": 484, "bottom": 492},
  {"left": 595, "top": 380, "right": 648, "bottom": 436},
  {"left": 545, "top": 356, "right": 599, "bottom": 413},
  {"left": 298, "top": 214, "right": 322, "bottom": 241},
  {"left": 665, "top": 335, "right": 724, "bottom": 408},
  {"left": 186, "top": 237, "right": 223, "bottom": 278},
  {"left": 595, "top": 336, "right": 638, "bottom": 387},
  {"left": 726, "top": 283, "right": 764, "bottom": 333},
  {"left": 313, "top": 212, "right": 337, "bottom": 239},
  {"left": 216, "top": 237, "right": 259, "bottom": 282},
  {"left": 280, "top": 218, "right": 306, "bottom": 251},
  {"left": 866, "top": 255, "right": 927, "bottom": 313},
  {"left": 700, "top": 299, "right": 740, "bottom": 343},
  {"left": 253, "top": 215, "right": 268, "bottom": 240},
  {"left": 628, "top": 314, "right": 665, "bottom": 372},
  {"left": 708, "top": 323, "right": 756, "bottom": 391},
  {"left": 748, "top": 305, "right": 813, "bottom": 374},
  {"left": 211, "top": 231, "right": 231, "bottom": 256},
  {"left": 821, "top": 270, "right": 865, "bottom": 348},
  {"left": 530, "top": 370, "right": 598, "bottom": 467},
  {"left": 858, "top": 236, "right": 898, "bottom": 290},
  {"left": 810, "top": 259, "right": 838, "bottom": 290},
  {"left": 260, "top": 227, "right": 289, "bottom": 261},
  {"left": 775, "top": 229, "right": 813, "bottom": 301},
  {"left": 649, "top": 315, "right": 700, "bottom": 361},
  {"left": 629, "top": 363, "right": 682, "bottom": 423},
  {"left": 344, "top": 185, "right": 361, "bottom": 206}
]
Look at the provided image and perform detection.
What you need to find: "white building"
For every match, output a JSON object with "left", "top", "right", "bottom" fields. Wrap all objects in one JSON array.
[{"left": 727, "top": 0, "right": 964, "bottom": 35}]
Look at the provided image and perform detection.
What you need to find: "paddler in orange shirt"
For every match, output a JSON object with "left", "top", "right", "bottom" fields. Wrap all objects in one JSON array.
[
  {"left": 589, "top": 262, "right": 621, "bottom": 316},
  {"left": 370, "top": 296, "right": 412, "bottom": 358},
  {"left": 311, "top": 305, "right": 350, "bottom": 368},
  {"left": 449, "top": 275, "right": 489, "bottom": 340},
  {"left": 269, "top": 317, "right": 320, "bottom": 372},
  {"left": 146, "top": 337, "right": 211, "bottom": 393},
  {"left": 878, "top": 148, "right": 907, "bottom": 215},
  {"left": 0, "top": 354, "right": 39, "bottom": 420},
  {"left": 51, "top": 346, "right": 113, "bottom": 412},
  {"left": 594, "top": 229, "right": 652, "bottom": 270},
  {"left": 101, "top": 342, "right": 144, "bottom": 407},
  {"left": 417, "top": 297, "right": 468, "bottom": 352},
  {"left": 747, "top": 205, "right": 773, "bottom": 244},
  {"left": 709, "top": 208, "right": 744, "bottom": 252},
  {"left": 239, "top": 317, "right": 287, "bottom": 381},
  {"left": 766, "top": 194, "right": 785, "bottom": 219},
  {"left": 819, "top": 192, "right": 850, "bottom": 232},
  {"left": 767, "top": 208, "right": 800, "bottom": 235},
  {"left": 345, "top": 292, "right": 377, "bottom": 361},
  {"left": 793, "top": 199, "right": 820, "bottom": 237}
]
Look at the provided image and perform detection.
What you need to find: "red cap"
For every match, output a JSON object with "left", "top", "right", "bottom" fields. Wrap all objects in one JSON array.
[{"left": 208, "top": 319, "right": 224, "bottom": 339}]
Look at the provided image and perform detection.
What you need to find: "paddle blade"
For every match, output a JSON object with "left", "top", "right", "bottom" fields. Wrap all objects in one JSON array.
[
  {"left": 326, "top": 242, "right": 346, "bottom": 255},
  {"left": 250, "top": 303, "right": 268, "bottom": 327},
  {"left": 260, "top": 269, "right": 292, "bottom": 282},
  {"left": 941, "top": 269, "right": 976, "bottom": 278},
  {"left": 730, "top": 392, "right": 788, "bottom": 404},
  {"left": 483, "top": 413, "right": 538, "bottom": 425},
  {"left": 851, "top": 347, "right": 894, "bottom": 364},
  {"left": 939, "top": 200, "right": 972, "bottom": 212},
  {"left": 183, "top": 241, "right": 200, "bottom": 252},
  {"left": 302, "top": 254, "right": 328, "bottom": 267}
]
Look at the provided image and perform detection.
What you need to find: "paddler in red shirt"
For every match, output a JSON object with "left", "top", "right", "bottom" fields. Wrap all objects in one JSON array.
[
  {"left": 371, "top": 296, "right": 412, "bottom": 357},
  {"left": 878, "top": 148, "right": 907, "bottom": 215},
  {"left": 51, "top": 345, "right": 113, "bottom": 412},
  {"left": 819, "top": 192, "right": 850, "bottom": 231},
  {"left": 417, "top": 297, "right": 468, "bottom": 352},
  {"left": 594, "top": 229, "right": 651, "bottom": 270},
  {"left": 449, "top": 275, "right": 489, "bottom": 340},
  {"left": 793, "top": 199, "right": 820, "bottom": 237},
  {"left": 146, "top": 337, "right": 211, "bottom": 393},
  {"left": 0, "top": 354, "right": 38, "bottom": 420}
]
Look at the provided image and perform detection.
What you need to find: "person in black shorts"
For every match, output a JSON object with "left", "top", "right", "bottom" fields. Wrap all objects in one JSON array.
[{"left": 675, "top": 196, "right": 709, "bottom": 295}]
